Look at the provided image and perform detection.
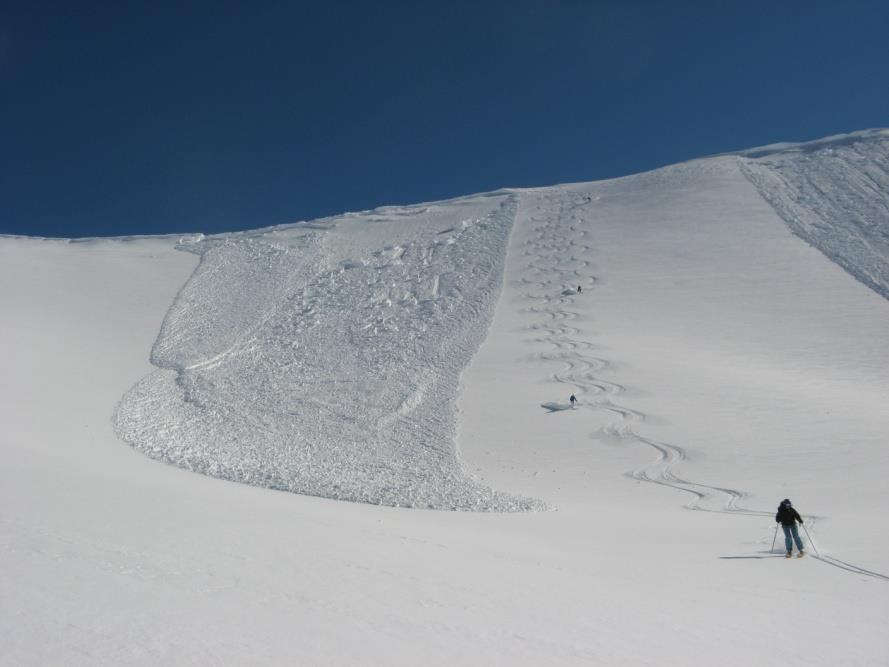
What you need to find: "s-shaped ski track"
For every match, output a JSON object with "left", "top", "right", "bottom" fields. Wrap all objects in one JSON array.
[{"left": 516, "top": 189, "right": 889, "bottom": 582}]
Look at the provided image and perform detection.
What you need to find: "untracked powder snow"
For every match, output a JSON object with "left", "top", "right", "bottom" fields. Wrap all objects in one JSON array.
[{"left": 113, "top": 193, "right": 545, "bottom": 511}]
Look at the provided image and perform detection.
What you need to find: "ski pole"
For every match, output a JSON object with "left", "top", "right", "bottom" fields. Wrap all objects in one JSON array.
[
  {"left": 802, "top": 524, "right": 820, "bottom": 557},
  {"left": 771, "top": 524, "right": 778, "bottom": 553}
]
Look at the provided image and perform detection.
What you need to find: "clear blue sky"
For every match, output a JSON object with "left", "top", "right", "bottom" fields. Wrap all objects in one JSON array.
[{"left": 2, "top": 1, "right": 888, "bottom": 237}]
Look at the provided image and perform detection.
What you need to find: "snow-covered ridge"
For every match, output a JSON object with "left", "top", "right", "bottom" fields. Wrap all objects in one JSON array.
[
  {"left": 738, "top": 128, "right": 889, "bottom": 301},
  {"left": 110, "top": 129, "right": 889, "bottom": 511},
  {"left": 113, "top": 193, "right": 544, "bottom": 511},
  {"left": 733, "top": 127, "right": 889, "bottom": 159}
]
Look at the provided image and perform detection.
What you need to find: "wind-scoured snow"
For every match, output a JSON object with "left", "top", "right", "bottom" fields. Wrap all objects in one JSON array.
[
  {"left": 739, "top": 128, "right": 889, "bottom": 300},
  {"left": 113, "top": 193, "right": 544, "bottom": 511}
]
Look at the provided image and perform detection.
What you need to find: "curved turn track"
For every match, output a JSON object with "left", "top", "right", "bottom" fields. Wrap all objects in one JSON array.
[{"left": 515, "top": 188, "right": 889, "bottom": 581}]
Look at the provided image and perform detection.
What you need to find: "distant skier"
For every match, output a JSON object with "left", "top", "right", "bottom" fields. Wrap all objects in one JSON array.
[
  {"left": 577, "top": 285, "right": 582, "bottom": 294},
  {"left": 569, "top": 394, "right": 577, "bottom": 407},
  {"left": 775, "top": 498, "right": 805, "bottom": 558}
]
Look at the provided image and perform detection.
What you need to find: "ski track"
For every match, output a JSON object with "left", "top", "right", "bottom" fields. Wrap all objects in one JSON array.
[{"left": 517, "top": 189, "right": 889, "bottom": 582}]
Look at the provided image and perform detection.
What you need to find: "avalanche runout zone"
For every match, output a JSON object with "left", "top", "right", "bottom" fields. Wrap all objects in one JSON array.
[{"left": 114, "top": 194, "right": 544, "bottom": 511}]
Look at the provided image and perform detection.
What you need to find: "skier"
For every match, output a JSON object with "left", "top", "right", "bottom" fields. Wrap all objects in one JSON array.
[
  {"left": 577, "top": 285, "right": 582, "bottom": 294},
  {"left": 775, "top": 498, "right": 805, "bottom": 558},
  {"left": 569, "top": 394, "right": 577, "bottom": 407}
]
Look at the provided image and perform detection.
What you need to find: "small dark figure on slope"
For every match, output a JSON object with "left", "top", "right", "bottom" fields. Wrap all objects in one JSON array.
[{"left": 569, "top": 394, "right": 577, "bottom": 407}]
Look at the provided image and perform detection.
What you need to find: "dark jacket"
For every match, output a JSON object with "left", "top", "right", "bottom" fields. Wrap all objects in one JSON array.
[{"left": 775, "top": 504, "right": 803, "bottom": 526}]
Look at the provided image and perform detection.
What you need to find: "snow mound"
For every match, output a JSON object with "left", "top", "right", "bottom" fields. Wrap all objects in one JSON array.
[
  {"left": 114, "top": 193, "right": 544, "bottom": 511},
  {"left": 739, "top": 129, "right": 889, "bottom": 300}
]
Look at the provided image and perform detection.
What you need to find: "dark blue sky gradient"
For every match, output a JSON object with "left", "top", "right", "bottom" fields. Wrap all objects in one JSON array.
[{"left": 2, "top": 1, "right": 888, "bottom": 237}]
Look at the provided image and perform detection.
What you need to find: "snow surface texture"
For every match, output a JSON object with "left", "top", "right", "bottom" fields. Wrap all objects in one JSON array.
[
  {"left": 114, "top": 193, "right": 544, "bottom": 511},
  {"left": 740, "top": 128, "right": 889, "bottom": 301}
]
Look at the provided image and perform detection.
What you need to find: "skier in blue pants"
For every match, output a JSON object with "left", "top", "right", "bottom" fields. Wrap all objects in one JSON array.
[{"left": 775, "top": 498, "right": 805, "bottom": 558}]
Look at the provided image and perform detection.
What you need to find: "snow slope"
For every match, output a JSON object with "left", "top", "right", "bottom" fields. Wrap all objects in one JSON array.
[{"left": 2, "top": 130, "right": 888, "bottom": 665}]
